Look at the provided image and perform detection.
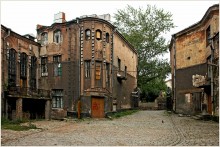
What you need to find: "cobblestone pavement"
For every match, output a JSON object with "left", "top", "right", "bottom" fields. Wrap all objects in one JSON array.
[{"left": 1, "top": 110, "right": 219, "bottom": 146}]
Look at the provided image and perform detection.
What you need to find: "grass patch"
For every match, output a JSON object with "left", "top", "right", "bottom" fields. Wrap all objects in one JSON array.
[
  {"left": 107, "top": 109, "right": 139, "bottom": 119},
  {"left": 1, "top": 118, "right": 39, "bottom": 131}
]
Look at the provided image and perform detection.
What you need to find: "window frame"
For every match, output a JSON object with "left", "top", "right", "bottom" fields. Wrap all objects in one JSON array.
[
  {"left": 54, "top": 30, "right": 61, "bottom": 43},
  {"left": 20, "top": 52, "right": 27, "bottom": 79},
  {"left": 96, "top": 29, "right": 102, "bottom": 40},
  {"left": 8, "top": 49, "right": 17, "bottom": 87},
  {"left": 30, "top": 56, "right": 37, "bottom": 90},
  {"left": 41, "top": 57, "right": 48, "bottom": 77},
  {"left": 206, "top": 26, "right": 211, "bottom": 47},
  {"left": 106, "top": 32, "right": 110, "bottom": 43},
  {"left": 53, "top": 55, "right": 62, "bottom": 76},
  {"left": 52, "top": 89, "right": 63, "bottom": 108},
  {"left": 84, "top": 60, "right": 91, "bottom": 78},
  {"left": 85, "top": 29, "right": 91, "bottom": 40}
]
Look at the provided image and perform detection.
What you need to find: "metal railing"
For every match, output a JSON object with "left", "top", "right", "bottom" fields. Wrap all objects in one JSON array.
[{"left": 7, "top": 86, "right": 50, "bottom": 98}]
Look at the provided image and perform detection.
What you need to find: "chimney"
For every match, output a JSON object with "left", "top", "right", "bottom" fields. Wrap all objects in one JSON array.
[{"left": 54, "top": 12, "right": 66, "bottom": 23}]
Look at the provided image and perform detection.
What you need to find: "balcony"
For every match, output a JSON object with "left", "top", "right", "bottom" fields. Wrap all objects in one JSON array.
[
  {"left": 117, "top": 71, "right": 127, "bottom": 82},
  {"left": 7, "top": 86, "right": 50, "bottom": 99}
]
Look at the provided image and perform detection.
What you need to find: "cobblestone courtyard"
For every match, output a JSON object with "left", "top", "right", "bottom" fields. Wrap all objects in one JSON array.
[{"left": 1, "top": 110, "right": 219, "bottom": 146}]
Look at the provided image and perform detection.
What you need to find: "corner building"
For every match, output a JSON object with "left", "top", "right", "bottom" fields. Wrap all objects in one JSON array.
[{"left": 36, "top": 13, "right": 138, "bottom": 118}]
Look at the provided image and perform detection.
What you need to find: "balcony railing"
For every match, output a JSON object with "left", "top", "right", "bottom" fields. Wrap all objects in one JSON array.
[{"left": 7, "top": 86, "right": 50, "bottom": 98}]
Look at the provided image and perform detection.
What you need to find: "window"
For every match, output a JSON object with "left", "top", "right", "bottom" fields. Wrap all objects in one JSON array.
[
  {"left": 106, "top": 63, "right": 110, "bottom": 88},
  {"left": 41, "top": 32, "right": 48, "bottom": 45},
  {"left": 118, "top": 58, "right": 121, "bottom": 71},
  {"left": 85, "top": 29, "right": 91, "bottom": 40},
  {"left": 52, "top": 89, "right": 63, "bottom": 108},
  {"left": 41, "top": 57, "right": 48, "bottom": 76},
  {"left": 54, "top": 30, "right": 61, "bottom": 43},
  {"left": 95, "top": 61, "right": 102, "bottom": 87},
  {"left": 8, "top": 49, "right": 16, "bottom": 87},
  {"left": 96, "top": 30, "right": 102, "bottom": 40},
  {"left": 125, "top": 66, "right": 127, "bottom": 77},
  {"left": 106, "top": 33, "right": 109, "bottom": 43},
  {"left": 206, "top": 26, "right": 211, "bottom": 46},
  {"left": 30, "top": 56, "right": 37, "bottom": 90},
  {"left": 207, "top": 56, "right": 211, "bottom": 78},
  {"left": 85, "top": 61, "right": 91, "bottom": 78},
  {"left": 53, "top": 55, "right": 62, "bottom": 76},
  {"left": 20, "top": 53, "right": 27, "bottom": 79}
]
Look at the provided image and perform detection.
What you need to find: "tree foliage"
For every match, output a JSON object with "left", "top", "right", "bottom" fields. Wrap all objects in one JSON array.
[{"left": 113, "top": 4, "right": 175, "bottom": 96}]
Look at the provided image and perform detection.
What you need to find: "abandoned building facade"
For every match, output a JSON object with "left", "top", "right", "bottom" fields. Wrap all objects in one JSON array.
[
  {"left": 170, "top": 4, "right": 219, "bottom": 116},
  {"left": 1, "top": 13, "right": 138, "bottom": 120}
]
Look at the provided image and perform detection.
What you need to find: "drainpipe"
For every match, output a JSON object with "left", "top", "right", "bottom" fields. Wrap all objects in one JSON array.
[
  {"left": 2, "top": 28, "right": 11, "bottom": 118},
  {"left": 76, "top": 18, "right": 81, "bottom": 118},
  {"left": 209, "top": 37, "right": 215, "bottom": 116},
  {"left": 172, "top": 35, "right": 176, "bottom": 112}
]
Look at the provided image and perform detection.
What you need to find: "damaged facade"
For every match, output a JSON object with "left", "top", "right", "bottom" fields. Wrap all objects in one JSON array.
[
  {"left": 169, "top": 4, "right": 219, "bottom": 116},
  {"left": 1, "top": 13, "right": 138, "bottom": 119},
  {"left": 1, "top": 25, "right": 51, "bottom": 120}
]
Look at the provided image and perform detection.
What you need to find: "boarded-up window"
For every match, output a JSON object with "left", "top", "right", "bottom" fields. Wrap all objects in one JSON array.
[
  {"left": 185, "top": 93, "right": 191, "bottom": 103},
  {"left": 95, "top": 61, "right": 102, "bottom": 87},
  {"left": 96, "top": 30, "right": 102, "bottom": 40}
]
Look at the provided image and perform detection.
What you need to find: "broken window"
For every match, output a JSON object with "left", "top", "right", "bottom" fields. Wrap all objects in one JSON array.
[
  {"left": 30, "top": 56, "right": 37, "bottom": 90},
  {"left": 96, "top": 30, "right": 102, "bottom": 40},
  {"left": 41, "top": 57, "right": 48, "bottom": 76},
  {"left": 54, "top": 30, "right": 61, "bottom": 43},
  {"left": 41, "top": 32, "right": 48, "bottom": 45},
  {"left": 106, "top": 63, "right": 110, "bottom": 88},
  {"left": 53, "top": 55, "right": 62, "bottom": 76},
  {"left": 206, "top": 26, "right": 211, "bottom": 46},
  {"left": 85, "top": 29, "right": 91, "bottom": 40},
  {"left": 52, "top": 89, "right": 63, "bottom": 108},
  {"left": 95, "top": 61, "right": 102, "bottom": 87},
  {"left": 118, "top": 58, "right": 121, "bottom": 71},
  {"left": 8, "top": 49, "right": 16, "bottom": 87},
  {"left": 20, "top": 53, "right": 27, "bottom": 79},
  {"left": 106, "top": 33, "right": 109, "bottom": 43},
  {"left": 85, "top": 60, "right": 91, "bottom": 78}
]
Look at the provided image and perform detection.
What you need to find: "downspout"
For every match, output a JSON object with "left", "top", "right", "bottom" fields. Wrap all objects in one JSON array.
[
  {"left": 76, "top": 18, "right": 81, "bottom": 118},
  {"left": 210, "top": 37, "right": 214, "bottom": 116},
  {"left": 173, "top": 35, "right": 176, "bottom": 112},
  {"left": 2, "top": 28, "right": 11, "bottom": 118}
]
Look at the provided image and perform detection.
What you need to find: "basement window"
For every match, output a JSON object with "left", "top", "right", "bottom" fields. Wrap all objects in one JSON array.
[
  {"left": 52, "top": 89, "right": 63, "bottom": 108},
  {"left": 96, "top": 30, "right": 102, "bottom": 40}
]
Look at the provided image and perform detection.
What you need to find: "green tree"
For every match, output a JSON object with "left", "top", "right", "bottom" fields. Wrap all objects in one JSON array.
[{"left": 113, "top": 4, "right": 175, "bottom": 96}]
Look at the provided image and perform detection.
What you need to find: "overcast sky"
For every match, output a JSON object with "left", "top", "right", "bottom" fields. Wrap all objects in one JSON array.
[{"left": 1, "top": 1, "right": 218, "bottom": 38}]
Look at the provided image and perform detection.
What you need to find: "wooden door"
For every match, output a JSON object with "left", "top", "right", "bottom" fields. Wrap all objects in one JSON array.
[
  {"left": 207, "top": 94, "right": 212, "bottom": 114},
  {"left": 91, "top": 97, "right": 104, "bottom": 118}
]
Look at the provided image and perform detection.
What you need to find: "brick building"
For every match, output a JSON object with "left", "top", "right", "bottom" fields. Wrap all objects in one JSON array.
[
  {"left": 169, "top": 4, "right": 219, "bottom": 116},
  {"left": 1, "top": 13, "right": 138, "bottom": 120},
  {"left": 1, "top": 25, "right": 51, "bottom": 120}
]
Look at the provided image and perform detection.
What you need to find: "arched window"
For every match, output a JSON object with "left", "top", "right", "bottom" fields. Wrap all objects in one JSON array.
[
  {"left": 41, "top": 32, "right": 48, "bottom": 45},
  {"left": 85, "top": 29, "right": 91, "bottom": 40},
  {"left": 54, "top": 30, "right": 61, "bottom": 43},
  {"left": 106, "top": 32, "right": 109, "bottom": 43},
  {"left": 96, "top": 30, "right": 102, "bottom": 40},
  {"left": 8, "top": 49, "right": 16, "bottom": 87}
]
